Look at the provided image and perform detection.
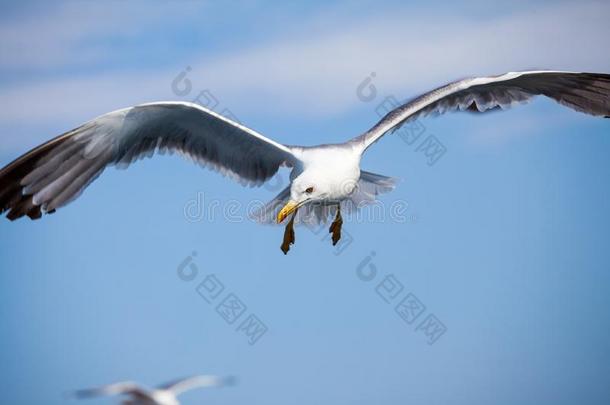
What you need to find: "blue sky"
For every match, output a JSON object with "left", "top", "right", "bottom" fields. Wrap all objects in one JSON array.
[{"left": 1, "top": 1, "right": 609, "bottom": 404}]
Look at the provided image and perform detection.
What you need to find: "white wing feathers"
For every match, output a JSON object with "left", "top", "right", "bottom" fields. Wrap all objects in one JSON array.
[
  {"left": 0, "top": 102, "right": 295, "bottom": 220},
  {"left": 352, "top": 71, "right": 610, "bottom": 151}
]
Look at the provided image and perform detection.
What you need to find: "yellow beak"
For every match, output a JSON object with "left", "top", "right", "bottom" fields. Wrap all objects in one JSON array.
[{"left": 277, "top": 200, "right": 299, "bottom": 223}]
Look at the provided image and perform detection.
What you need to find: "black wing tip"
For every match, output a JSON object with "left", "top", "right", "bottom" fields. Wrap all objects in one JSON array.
[
  {"left": 0, "top": 129, "right": 76, "bottom": 222},
  {"left": 3, "top": 199, "right": 41, "bottom": 221},
  {"left": 2, "top": 202, "right": 54, "bottom": 221}
]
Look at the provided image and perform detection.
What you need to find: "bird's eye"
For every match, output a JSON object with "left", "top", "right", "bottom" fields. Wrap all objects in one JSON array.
[{"left": 305, "top": 187, "right": 314, "bottom": 194}]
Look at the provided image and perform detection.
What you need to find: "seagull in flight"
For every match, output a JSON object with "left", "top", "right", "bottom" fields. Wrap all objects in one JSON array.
[
  {"left": 70, "top": 374, "right": 235, "bottom": 405},
  {"left": 1, "top": 71, "right": 608, "bottom": 253}
]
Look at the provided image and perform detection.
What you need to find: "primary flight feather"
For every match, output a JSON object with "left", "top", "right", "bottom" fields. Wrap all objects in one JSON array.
[{"left": 1, "top": 71, "right": 609, "bottom": 253}]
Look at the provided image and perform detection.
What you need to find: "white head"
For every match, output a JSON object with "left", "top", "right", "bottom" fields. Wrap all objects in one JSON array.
[{"left": 276, "top": 172, "right": 331, "bottom": 223}]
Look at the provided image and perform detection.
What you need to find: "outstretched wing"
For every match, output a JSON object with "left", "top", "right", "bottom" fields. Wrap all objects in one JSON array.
[
  {"left": 0, "top": 102, "right": 296, "bottom": 220},
  {"left": 71, "top": 381, "right": 151, "bottom": 400},
  {"left": 351, "top": 71, "right": 610, "bottom": 151},
  {"left": 158, "top": 375, "right": 235, "bottom": 396}
]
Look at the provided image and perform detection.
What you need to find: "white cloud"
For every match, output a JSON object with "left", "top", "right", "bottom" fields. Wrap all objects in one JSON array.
[{"left": 0, "top": 1, "right": 202, "bottom": 70}]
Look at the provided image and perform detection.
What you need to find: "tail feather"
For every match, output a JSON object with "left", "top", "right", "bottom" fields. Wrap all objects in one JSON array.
[{"left": 342, "top": 170, "right": 398, "bottom": 211}]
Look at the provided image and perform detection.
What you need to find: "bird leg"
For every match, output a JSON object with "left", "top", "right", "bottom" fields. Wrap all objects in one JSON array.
[
  {"left": 280, "top": 209, "right": 298, "bottom": 254},
  {"left": 329, "top": 205, "right": 343, "bottom": 246}
]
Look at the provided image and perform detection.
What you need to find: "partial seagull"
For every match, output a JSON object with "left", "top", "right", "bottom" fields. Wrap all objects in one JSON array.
[
  {"left": 70, "top": 375, "right": 235, "bottom": 405},
  {"left": 1, "top": 71, "right": 609, "bottom": 253}
]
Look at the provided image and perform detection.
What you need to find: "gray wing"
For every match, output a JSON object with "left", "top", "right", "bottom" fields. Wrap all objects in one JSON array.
[
  {"left": 0, "top": 102, "right": 296, "bottom": 220},
  {"left": 71, "top": 381, "right": 152, "bottom": 400},
  {"left": 158, "top": 375, "right": 235, "bottom": 396},
  {"left": 351, "top": 71, "right": 610, "bottom": 151}
]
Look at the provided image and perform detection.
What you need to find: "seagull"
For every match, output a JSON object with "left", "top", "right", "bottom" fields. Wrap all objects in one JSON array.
[
  {"left": 70, "top": 375, "right": 235, "bottom": 405},
  {"left": 1, "top": 71, "right": 609, "bottom": 253}
]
